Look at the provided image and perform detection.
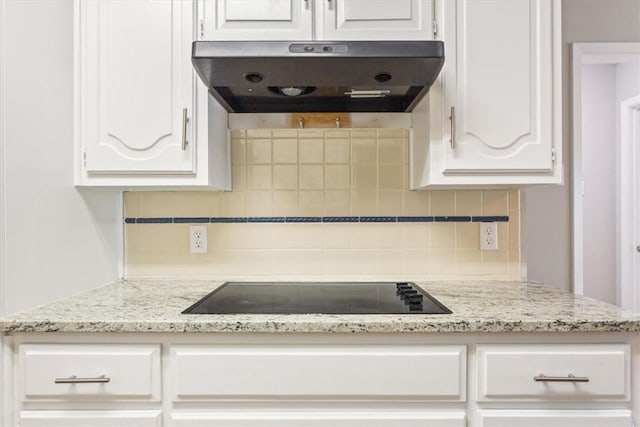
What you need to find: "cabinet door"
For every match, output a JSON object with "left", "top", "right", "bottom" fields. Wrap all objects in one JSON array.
[
  {"left": 202, "top": 0, "right": 313, "bottom": 40},
  {"left": 78, "top": 1, "right": 196, "bottom": 174},
  {"left": 479, "top": 410, "right": 632, "bottom": 427},
  {"left": 440, "top": 0, "right": 557, "bottom": 173},
  {"left": 19, "top": 410, "right": 161, "bottom": 427},
  {"left": 319, "top": 0, "right": 433, "bottom": 40},
  {"left": 172, "top": 411, "right": 466, "bottom": 426}
]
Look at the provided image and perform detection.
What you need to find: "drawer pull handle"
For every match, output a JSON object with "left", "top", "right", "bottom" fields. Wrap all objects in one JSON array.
[
  {"left": 534, "top": 373, "right": 589, "bottom": 383},
  {"left": 54, "top": 374, "right": 110, "bottom": 384}
]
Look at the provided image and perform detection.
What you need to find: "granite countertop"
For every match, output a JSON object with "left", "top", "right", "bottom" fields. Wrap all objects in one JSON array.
[{"left": 1, "top": 280, "right": 640, "bottom": 334}]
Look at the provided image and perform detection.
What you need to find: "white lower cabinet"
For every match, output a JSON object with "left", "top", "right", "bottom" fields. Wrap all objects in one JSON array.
[
  {"left": 18, "top": 410, "right": 162, "bottom": 427},
  {"left": 478, "top": 410, "right": 633, "bottom": 427},
  {"left": 171, "top": 411, "right": 466, "bottom": 427}
]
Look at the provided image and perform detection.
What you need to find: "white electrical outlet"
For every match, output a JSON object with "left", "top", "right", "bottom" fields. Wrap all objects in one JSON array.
[
  {"left": 479, "top": 222, "right": 498, "bottom": 250},
  {"left": 190, "top": 225, "right": 208, "bottom": 254}
]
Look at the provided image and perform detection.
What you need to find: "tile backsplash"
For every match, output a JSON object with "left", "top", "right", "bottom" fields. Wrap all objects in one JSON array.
[{"left": 125, "top": 129, "right": 521, "bottom": 280}]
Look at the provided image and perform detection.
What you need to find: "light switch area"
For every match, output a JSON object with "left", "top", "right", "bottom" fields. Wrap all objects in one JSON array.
[
  {"left": 479, "top": 222, "right": 498, "bottom": 250},
  {"left": 190, "top": 226, "right": 208, "bottom": 254}
]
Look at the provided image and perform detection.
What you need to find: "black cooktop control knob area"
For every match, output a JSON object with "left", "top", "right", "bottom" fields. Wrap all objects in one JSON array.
[{"left": 406, "top": 294, "right": 424, "bottom": 304}]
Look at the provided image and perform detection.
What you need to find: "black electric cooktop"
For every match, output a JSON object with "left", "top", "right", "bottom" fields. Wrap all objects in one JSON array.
[{"left": 182, "top": 282, "right": 452, "bottom": 315}]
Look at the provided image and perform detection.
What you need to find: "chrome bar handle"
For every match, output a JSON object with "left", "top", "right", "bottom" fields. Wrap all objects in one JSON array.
[
  {"left": 182, "top": 108, "right": 189, "bottom": 151},
  {"left": 449, "top": 106, "right": 456, "bottom": 149},
  {"left": 328, "top": 0, "right": 333, "bottom": 9},
  {"left": 534, "top": 373, "right": 589, "bottom": 383},
  {"left": 336, "top": 117, "right": 341, "bottom": 128},
  {"left": 299, "top": 118, "right": 305, "bottom": 129},
  {"left": 55, "top": 374, "right": 111, "bottom": 384},
  {"left": 304, "top": 0, "right": 309, "bottom": 8}
]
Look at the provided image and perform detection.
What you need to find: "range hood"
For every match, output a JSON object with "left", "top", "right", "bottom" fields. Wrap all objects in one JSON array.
[{"left": 191, "top": 41, "right": 444, "bottom": 113}]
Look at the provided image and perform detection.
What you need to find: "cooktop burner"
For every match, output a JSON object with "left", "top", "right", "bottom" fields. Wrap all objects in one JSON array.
[{"left": 182, "top": 282, "right": 452, "bottom": 315}]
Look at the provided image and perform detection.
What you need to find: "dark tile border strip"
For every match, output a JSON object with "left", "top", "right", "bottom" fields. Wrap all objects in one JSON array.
[{"left": 126, "top": 216, "right": 509, "bottom": 224}]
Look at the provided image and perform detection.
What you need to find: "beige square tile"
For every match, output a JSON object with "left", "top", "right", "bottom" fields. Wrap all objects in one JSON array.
[
  {"left": 272, "top": 224, "right": 299, "bottom": 249},
  {"left": 246, "top": 139, "right": 272, "bottom": 164},
  {"left": 455, "top": 190, "right": 482, "bottom": 216},
  {"left": 456, "top": 249, "right": 483, "bottom": 276},
  {"left": 430, "top": 191, "right": 456, "bottom": 216},
  {"left": 377, "top": 250, "right": 403, "bottom": 276},
  {"left": 219, "top": 192, "right": 246, "bottom": 216},
  {"left": 456, "top": 222, "right": 479, "bottom": 249},
  {"left": 162, "top": 224, "right": 190, "bottom": 253},
  {"left": 377, "top": 224, "right": 403, "bottom": 249},
  {"left": 350, "top": 224, "right": 378, "bottom": 249},
  {"left": 231, "top": 139, "right": 246, "bottom": 165},
  {"left": 402, "top": 190, "right": 429, "bottom": 216},
  {"left": 402, "top": 223, "right": 430, "bottom": 249},
  {"left": 351, "top": 129, "right": 377, "bottom": 139},
  {"left": 200, "top": 193, "right": 221, "bottom": 217},
  {"left": 219, "top": 224, "right": 248, "bottom": 249},
  {"left": 298, "top": 224, "right": 325, "bottom": 249},
  {"left": 141, "top": 192, "right": 176, "bottom": 217},
  {"left": 509, "top": 189, "right": 520, "bottom": 211},
  {"left": 349, "top": 250, "right": 378, "bottom": 277},
  {"left": 125, "top": 224, "right": 144, "bottom": 253},
  {"left": 230, "top": 129, "right": 246, "bottom": 139},
  {"left": 378, "top": 190, "right": 403, "bottom": 216},
  {"left": 378, "top": 164, "right": 404, "bottom": 190},
  {"left": 351, "top": 164, "right": 377, "bottom": 190},
  {"left": 402, "top": 138, "right": 409, "bottom": 164},
  {"left": 482, "top": 190, "right": 509, "bottom": 215},
  {"left": 273, "top": 139, "right": 298, "bottom": 164},
  {"left": 482, "top": 249, "right": 510, "bottom": 277},
  {"left": 324, "top": 224, "right": 352, "bottom": 249},
  {"left": 324, "top": 130, "right": 350, "bottom": 139},
  {"left": 377, "top": 129, "right": 408, "bottom": 138},
  {"left": 402, "top": 249, "right": 430, "bottom": 276},
  {"left": 232, "top": 165, "right": 246, "bottom": 191},
  {"left": 170, "top": 192, "right": 208, "bottom": 217},
  {"left": 272, "top": 129, "right": 298, "bottom": 138},
  {"left": 325, "top": 165, "right": 350, "bottom": 190},
  {"left": 207, "top": 223, "right": 222, "bottom": 250},
  {"left": 299, "top": 165, "right": 324, "bottom": 190},
  {"left": 239, "top": 250, "right": 274, "bottom": 276},
  {"left": 431, "top": 223, "right": 456, "bottom": 249},
  {"left": 325, "top": 138, "right": 350, "bottom": 164},
  {"left": 324, "top": 250, "right": 351, "bottom": 275},
  {"left": 299, "top": 191, "right": 324, "bottom": 216},
  {"left": 246, "top": 129, "right": 272, "bottom": 138},
  {"left": 429, "top": 248, "right": 456, "bottom": 276},
  {"left": 124, "top": 191, "right": 144, "bottom": 217},
  {"left": 272, "top": 250, "right": 301, "bottom": 275},
  {"left": 297, "top": 250, "right": 325, "bottom": 275},
  {"left": 352, "top": 139, "right": 377, "bottom": 163},
  {"left": 273, "top": 165, "right": 298, "bottom": 190},
  {"left": 247, "top": 165, "right": 272, "bottom": 190},
  {"left": 272, "top": 191, "right": 299, "bottom": 217},
  {"left": 377, "top": 139, "right": 403, "bottom": 164},
  {"left": 298, "top": 129, "right": 324, "bottom": 139},
  {"left": 246, "top": 191, "right": 273, "bottom": 216},
  {"left": 508, "top": 215, "right": 520, "bottom": 249},
  {"left": 350, "top": 190, "right": 377, "bottom": 215},
  {"left": 299, "top": 139, "right": 324, "bottom": 163},
  {"left": 497, "top": 222, "right": 508, "bottom": 250},
  {"left": 323, "top": 190, "right": 351, "bottom": 216}
]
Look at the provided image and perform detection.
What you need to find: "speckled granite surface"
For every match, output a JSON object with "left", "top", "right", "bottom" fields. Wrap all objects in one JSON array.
[{"left": 1, "top": 280, "right": 640, "bottom": 333}]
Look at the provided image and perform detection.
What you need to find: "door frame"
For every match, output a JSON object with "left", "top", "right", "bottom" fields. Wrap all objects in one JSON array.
[
  {"left": 571, "top": 42, "right": 640, "bottom": 303},
  {"left": 619, "top": 95, "right": 640, "bottom": 311}
]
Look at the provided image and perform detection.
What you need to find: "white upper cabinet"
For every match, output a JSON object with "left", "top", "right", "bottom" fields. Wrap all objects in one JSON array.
[
  {"left": 75, "top": 0, "right": 230, "bottom": 188},
  {"left": 202, "top": 0, "right": 314, "bottom": 40},
  {"left": 202, "top": 0, "right": 434, "bottom": 41},
  {"left": 411, "top": 0, "right": 562, "bottom": 188},
  {"left": 78, "top": 1, "right": 195, "bottom": 174},
  {"left": 318, "top": 0, "right": 434, "bottom": 40}
]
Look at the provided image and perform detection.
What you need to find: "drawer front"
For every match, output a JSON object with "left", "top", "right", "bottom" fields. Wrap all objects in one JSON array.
[
  {"left": 171, "top": 345, "right": 466, "bottom": 401},
  {"left": 19, "top": 410, "right": 162, "bottom": 427},
  {"left": 477, "top": 344, "right": 630, "bottom": 401},
  {"left": 19, "top": 344, "right": 161, "bottom": 401},
  {"left": 479, "top": 410, "right": 633, "bottom": 427},
  {"left": 172, "top": 411, "right": 466, "bottom": 427}
]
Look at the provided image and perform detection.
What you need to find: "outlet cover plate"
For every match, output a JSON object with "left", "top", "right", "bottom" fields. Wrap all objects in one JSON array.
[
  {"left": 190, "top": 225, "right": 208, "bottom": 254},
  {"left": 479, "top": 222, "right": 498, "bottom": 250}
]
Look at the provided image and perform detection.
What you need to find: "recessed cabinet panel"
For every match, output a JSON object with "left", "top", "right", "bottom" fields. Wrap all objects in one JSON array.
[
  {"left": 203, "top": 0, "right": 313, "bottom": 40},
  {"left": 479, "top": 410, "right": 633, "bottom": 427},
  {"left": 441, "top": 0, "right": 554, "bottom": 173},
  {"left": 172, "top": 411, "right": 467, "bottom": 427},
  {"left": 79, "top": 1, "right": 195, "bottom": 173},
  {"left": 321, "top": 0, "right": 433, "bottom": 40}
]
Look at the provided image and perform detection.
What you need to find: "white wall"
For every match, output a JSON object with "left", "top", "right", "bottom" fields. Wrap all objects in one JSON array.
[
  {"left": 525, "top": 0, "right": 640, "bottom": 290},
  {"left": 581, "top": 64, "right": 617, "bottom": 304},
  {"left": 0, "top": 0, "right": 121, "bottom": 315}
]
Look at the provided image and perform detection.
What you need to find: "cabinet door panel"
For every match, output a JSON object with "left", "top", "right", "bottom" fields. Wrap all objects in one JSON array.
[
  {"left": 172, "top": 411, "right": 466, "bottom": 427},
  {"left": 203, "top": 0, "right": 313, "bottom": 40},
  {"left": 479, "top": 410, "right": 632, "bottom": 427},
  {"left": 321, "top": 0, "right": 433, "bottom": 40},
  {"left": 79, "top": 1, "right": 195, "bottom": 173},
  {"left": 441, "top": 0, "right": 554, "bottom": 173},
  {"left": 19, "top": 410, "right": 161, "bottom": 427}
]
